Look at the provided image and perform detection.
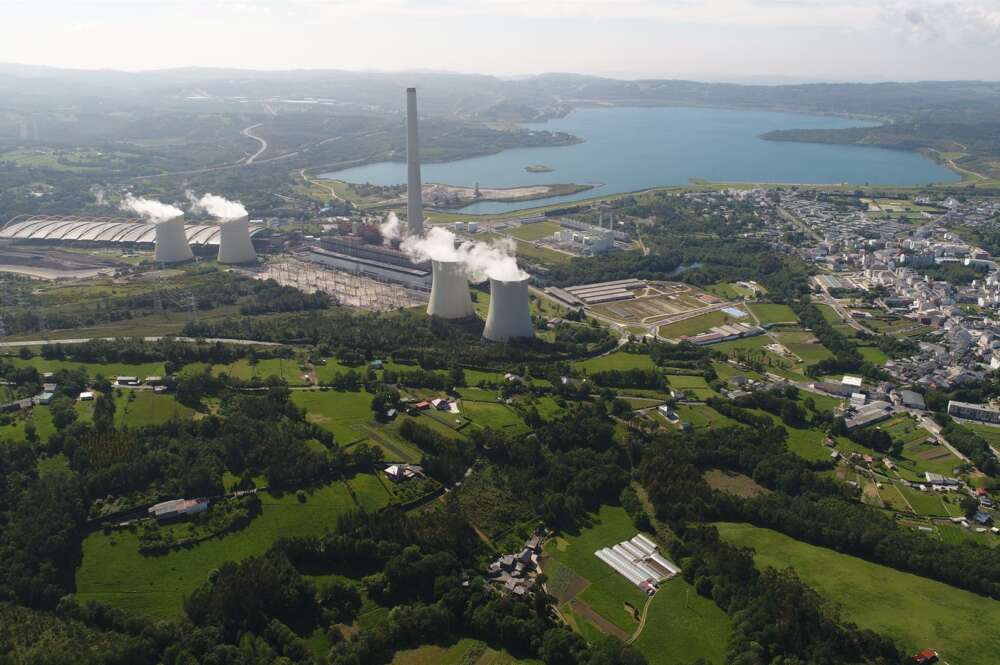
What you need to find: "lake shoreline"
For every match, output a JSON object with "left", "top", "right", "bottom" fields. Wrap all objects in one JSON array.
[{"left": 324, "top": 105, "right": 960, "bottom": 214}]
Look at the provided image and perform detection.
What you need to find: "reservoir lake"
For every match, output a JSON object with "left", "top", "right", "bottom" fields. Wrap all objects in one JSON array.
[{"left": 325, "top": 106, "right": 960, "bottom": 215}]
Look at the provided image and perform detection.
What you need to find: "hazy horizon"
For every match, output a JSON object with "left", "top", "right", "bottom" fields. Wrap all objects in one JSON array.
[{"left": 2, "top": 0, "right": 1000, "bottom": 82}]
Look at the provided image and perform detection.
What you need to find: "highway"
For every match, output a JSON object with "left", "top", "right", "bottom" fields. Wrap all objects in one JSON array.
[{"left": 0, "top": 335, "right": 282, "bottom": 348}]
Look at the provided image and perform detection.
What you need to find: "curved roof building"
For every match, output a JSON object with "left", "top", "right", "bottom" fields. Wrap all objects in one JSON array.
[{"left": 0, "top": 215, "right": 264, "bottom": 249}]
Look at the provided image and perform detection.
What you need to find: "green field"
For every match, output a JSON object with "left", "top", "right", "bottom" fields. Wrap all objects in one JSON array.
[
  {"left": 291, "top": 389, "right": 374, "bottom": 444},
  {"left": 507, "top": 220, "right": 560, "bottom": 241},
  {"left": 462, "top": 401, "right": 527, "bottom": 433},
  {"left": 665, "top": 374, "right": 716, "bottom": 400},
  {"left": 212, "top": 358, "right": 310, "bottom": 385},
  {"left": 573, "top": 350, "right": 655, "bottom": 373},
  {"left": 704, "top": 282, "right": 753, "bottom": 300},
  {"left": 313, "top": 358, "right": 367, "bottom": 384},
  {"left": 9, "top": 356, "right": 166, "bottom": 379},
  {"left": 348, "top": 472, "right": 394, "bottom": 511},
  {"left": 115, "top": 391, "right": 195, "bottom": 428},
  {"left": 634, "top": 577, "right": 731, "bottom": 665},
  {"left": 671, "top": 404, "right": 736, "bottom": 430},
  {"left": 815, "top": 303, "right": 843, "bottom": 325},
  {"left": 716, "top": 522, "right": 1000, "bottom": 665},
  {"left": 76, "top": 482, "right": 356, "bottom": 618},
  {"left": 543, "top": 505, "right": 647, "bottom": 633},
  {"left": 544, "top": 505, "right": 728, "bottom": 665},
  {"left": 964, "top": 423, "right": 1000, "bottom": 448},
  {"left": 857, "top": 346, "right": 890, "bottom": 365},
  {"left": 391, "top": 638, "right": 542, "bottom": 665},
  {"left": 0, "top": 400, "right": 93, "bottom": 442},
  {"left": 657, "top": 310, "right": 742, "bottom": 339},
  {"left": 747, "top": 303, "right": 798, "bottom": 326}
]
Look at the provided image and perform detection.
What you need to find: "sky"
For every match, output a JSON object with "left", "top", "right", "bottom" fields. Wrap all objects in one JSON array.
[{"left": 1, "top": 0, "right": 1000, "bottom": 82}]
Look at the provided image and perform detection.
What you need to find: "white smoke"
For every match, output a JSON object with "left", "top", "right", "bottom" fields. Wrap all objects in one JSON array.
[
  {"left": 187, "top": 191, "right": 248, "bottom": 220},
  {"left": 400, "top": 225, "right": 527, "bottom": 283},
  {"left": 379, "top": 212, "right": 401, "bottom": 245},
  {"left": 120, "top": 194, "right": 183, "bottom": 222}
]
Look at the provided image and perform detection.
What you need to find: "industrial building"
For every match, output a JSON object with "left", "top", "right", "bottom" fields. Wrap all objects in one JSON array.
[
  {"left": 546, "top": 279, "right": 647, "bottom": 307},
  {"left": 0, "top": 214, "right": 265, "bottom": 250},
  {"left": 217, "top": 216, "right": 257, "bottom": 264},
  {"left": 483, "top": 277, "right": 535, "bottom": 342},
  {"left": 553, "top": 225, "right": 614, "bottom": 254},
  {"left": 303, "top": 237, "right": 431, "bottom": 290},
  {"left": 594, "top": 533, "right": 680, "bottom": 592},
  {"left": 153, "top": 216, "right": 194, "bottom": 264},
  {"left": 427, "top": 260, "right": 474, "bottom": 319}
]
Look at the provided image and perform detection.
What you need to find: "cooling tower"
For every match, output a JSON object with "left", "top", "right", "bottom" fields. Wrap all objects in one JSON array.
[
  {"left": 427, "top": 260, "right": 474, "bottom": 319},
  {"left": 483, "top": 277, "right": 534, "bottom": 342},
  {"left": 216, "top": 216, "right": 256, "bottom": 264},
  {"left": 154, "top": 216, "right": 193, "bottom": 264},
  {"left": 406, "top": 87, "right": 424, "bottom": 236}
]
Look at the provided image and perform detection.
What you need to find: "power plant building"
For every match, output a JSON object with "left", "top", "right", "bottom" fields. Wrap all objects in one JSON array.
[
  {"left": 303, "top": 237, "right": 431, "bottom": 290},
  {"left": 216, "top": 216, "right": 257, "bottom": 264},
  {"left": 427, "top": 260, "right": 474, "bottom": 319},
  {"left": 483, "top": 277, "right": 534, "bottom": 342},
  {"left": 153, "top": 216, "right": 194, "bottom": 264}
]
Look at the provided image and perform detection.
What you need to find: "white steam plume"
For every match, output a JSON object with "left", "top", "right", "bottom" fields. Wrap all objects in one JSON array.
[
  {"left": 380, "top": 212, "right": 401, "bottom": 245},
  {"left": 400, "top": 225, "right": 528, "bottom": 283},
  {"left": 120, "top": 194, "right": 183, "bottom": 222},
  {"left": 187, "top": 191, "right": 248, "bottom": 220}
]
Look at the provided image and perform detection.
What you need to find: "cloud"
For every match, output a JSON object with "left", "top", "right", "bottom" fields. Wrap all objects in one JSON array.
[{"left": 881, "top": 1, "right": 1000, "bottom": 42}]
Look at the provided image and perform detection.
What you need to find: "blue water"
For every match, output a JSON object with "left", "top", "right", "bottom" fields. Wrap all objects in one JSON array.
[{"left": 326, "top": 106, "right": 959, "bottom": 215}]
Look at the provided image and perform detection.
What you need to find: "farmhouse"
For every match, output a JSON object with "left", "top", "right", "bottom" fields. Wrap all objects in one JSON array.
[{"left": 384, "top": 463, "right": 422, "bottom": 482}]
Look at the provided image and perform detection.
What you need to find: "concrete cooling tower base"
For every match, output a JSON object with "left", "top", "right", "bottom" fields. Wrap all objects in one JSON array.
[
  {"left": 483, "top": 277, "right": 534, "bottom": 342},
  {"left": 217, "top": 216, "right": 257, "bottom": 264},
  {"left": 154, "top": 216, "right": 194, "bottom": 264},
  {"left": 427, "top": 260, "right": 474, "bottom": 319}
]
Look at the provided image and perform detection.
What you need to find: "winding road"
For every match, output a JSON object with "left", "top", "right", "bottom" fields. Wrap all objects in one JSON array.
[{"left": 241, "top": 123, "right": 268, "bottom": 164}]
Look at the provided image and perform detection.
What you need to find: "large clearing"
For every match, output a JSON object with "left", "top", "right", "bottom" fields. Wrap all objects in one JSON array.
[
  {"left": 715, "top": 522, "right": 1000, "bottom": 665},
  {"left": 542, "top": 505, "right": 730, "bottom": 665},
  {"left": 76, "top": 482, "right": 356, "bottom": 618},
  {"left": 291, "top": 389, "right": 374, "bottom": 445},
  {"left": 747, "top": 303, "right": 798, "bottom": 326}
]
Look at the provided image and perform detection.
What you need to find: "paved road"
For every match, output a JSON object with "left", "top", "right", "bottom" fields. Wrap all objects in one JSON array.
[
  {"left": 814, "top": 292, "right": 870, "bottom": 334},
  {"left": 913, "top": 412, "right": 973, "bottom": 465},
  {"left": 242, "top": 123, "right": 268, "bottom": 164},
  {"left": 0, "top": 336, "right": 282, "bottom": 348}
]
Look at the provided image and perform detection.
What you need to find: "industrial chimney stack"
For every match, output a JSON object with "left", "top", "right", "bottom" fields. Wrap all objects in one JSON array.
[
  {"left": 154, "top": 216, "right": 194, "bottom": 264},
  {"left": 427, "top": 260, "right": 474, "bottom": 319},
  {"left": 406, "top": 87, "right": 424, "bottom": 236},
  {"left": 482, "top": 277, "right": 535, "bottom": 342},
  {"left": 217, "top": 216, "right": 257, "bottom": 264}
]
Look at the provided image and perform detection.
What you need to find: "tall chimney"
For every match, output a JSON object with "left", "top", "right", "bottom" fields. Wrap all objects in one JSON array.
[{"left": 406, "top": 87, "right": 424, "bottom": 236}]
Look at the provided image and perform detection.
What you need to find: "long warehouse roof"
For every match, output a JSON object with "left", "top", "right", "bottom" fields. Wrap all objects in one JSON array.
[{"left": 0, "top": 215, "right": 263, "bottom": 246}]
